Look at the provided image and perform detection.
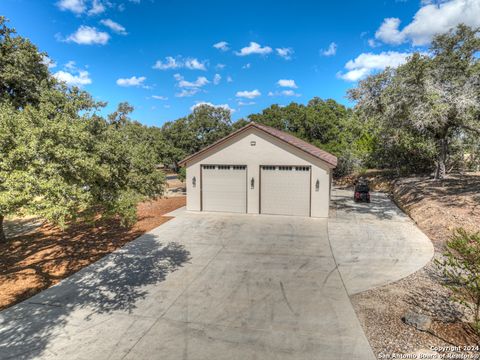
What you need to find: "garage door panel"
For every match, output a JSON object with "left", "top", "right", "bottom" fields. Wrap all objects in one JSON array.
[
  {"left": 202, "top": 165, "right": 246, "bottom": 213},
  {"left": 261, "top": 166, "right": 310, "bottom": 216}
]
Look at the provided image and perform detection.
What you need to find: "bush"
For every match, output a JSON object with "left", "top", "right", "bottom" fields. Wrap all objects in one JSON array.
[
  {"left": 177, "top": 167, "right": 186, "bottom": 182},
  {"left": 436, "top": 228, "right": 480, "bottom": 333},
  {"left": 333, "top": 151, "right": 362, "bottom": 178}
]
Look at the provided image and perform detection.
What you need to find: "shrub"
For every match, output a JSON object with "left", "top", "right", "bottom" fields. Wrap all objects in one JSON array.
[
  {"left": 436, "top": 228, "right": 480, "bottom": 333},
  {"left": 177, "top": 167, "right": 186, "bottom": 182},
  {"left": 333, "top": 151, "right": 362, "bottom": 178}
]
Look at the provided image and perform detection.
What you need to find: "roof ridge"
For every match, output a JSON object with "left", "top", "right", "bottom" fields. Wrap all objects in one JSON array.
[{"left": 179, "top": 121, "right": 337, "bottom": 167}]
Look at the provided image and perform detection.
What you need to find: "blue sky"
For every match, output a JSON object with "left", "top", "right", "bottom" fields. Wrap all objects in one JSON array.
[{"left": 2, "top": 0, "right": 479, "bottom": 126}]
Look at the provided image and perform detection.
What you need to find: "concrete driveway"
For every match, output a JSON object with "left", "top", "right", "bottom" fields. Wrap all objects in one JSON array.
[
  {"left": 0, "top": 189, "right": 433, "bottom": 360},
  {"left": 329, "top": 189, "right": 434, "bottom": 295}
]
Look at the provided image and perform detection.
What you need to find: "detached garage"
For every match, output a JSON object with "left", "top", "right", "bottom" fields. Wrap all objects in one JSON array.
[{"left": 179, "top": 122, "right": 337, "bottom": 218}]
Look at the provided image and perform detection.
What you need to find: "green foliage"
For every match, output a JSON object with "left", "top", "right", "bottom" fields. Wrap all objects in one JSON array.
[
  {"left": 162, "top": 99, "right": 371, "bottom": 178},
  {"left": 0, "top": 88, "right": 102, "bottom": 229},
  {"left": 0, "top": 18, "right": 166, "bottom": 241},
  {"left": 247, "top": 98, "right": 371, "bottom": 177},
  {"left": 349, "top": 25, "right": 480, "bottom": 178},
  {"left": 232, "top": 118, "right": 250, "bottom": 131},
  {"left": 0, "top": 17, "right": 51, "bottom": 109},
  {"left": 436, "top": 229, "right": 480, "bottom": 332},
  {"left": 162, "top": 104, "right": 232, "bottom": 168},
  {"left": 89, "top": 104, "right": 166, "bottom": 214},
  {"left": 177, "top": 167, "right": 186, "bottom": 182},
  {"left": 0, "top": 92, "right": 166, "bottom": 239},
  {"left": 364, "top": 125, "right": 436, "bottom": 175},
  {"left": 106, "top": 189, "right": 143, "bottom": 228}
]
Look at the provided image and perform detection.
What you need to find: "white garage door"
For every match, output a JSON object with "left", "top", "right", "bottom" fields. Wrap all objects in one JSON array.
[
  {"left": 202, "top": 165, "right": 247, "bottom": 213},
  {"left": 260, "top": 165, "right": 311, "bottom": 216}
]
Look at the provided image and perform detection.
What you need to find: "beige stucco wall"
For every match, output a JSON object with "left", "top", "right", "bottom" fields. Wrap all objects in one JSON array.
[{"left": 185, "top": 128, "right": 333, "bottom": 218}]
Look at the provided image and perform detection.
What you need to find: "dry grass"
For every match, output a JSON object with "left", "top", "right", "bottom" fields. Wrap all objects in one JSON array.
[
  {"left": 0, "top": 196, "right": 186, "bottom": 311},
  {"left": 392, "top": 174, "right": 480, "bottom": 250}
]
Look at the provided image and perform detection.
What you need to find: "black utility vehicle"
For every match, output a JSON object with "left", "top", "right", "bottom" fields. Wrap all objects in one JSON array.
[{"left": 354, "top": 179, "right": 370, "bottom": 203}]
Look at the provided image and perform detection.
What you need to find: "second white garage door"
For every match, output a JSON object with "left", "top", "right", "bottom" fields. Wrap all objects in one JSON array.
[
  {"left": 202, "top": 165, "right": 247, "bottom": 213},
  {"left": 260, "top": 165, "right": 311, "bottom": 216}
]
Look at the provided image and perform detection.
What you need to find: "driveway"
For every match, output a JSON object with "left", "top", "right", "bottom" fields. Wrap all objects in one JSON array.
[
  {"left": 329, "top": 189, "right": 434, "bottom": 295},
  {"left": 0, "top": 189, "right": 433, "bottom": 360}
]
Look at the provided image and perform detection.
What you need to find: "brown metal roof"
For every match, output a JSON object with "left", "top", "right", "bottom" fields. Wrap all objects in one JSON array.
[{"left": 179, "top": 122, "right": 338, "bottom": 167}]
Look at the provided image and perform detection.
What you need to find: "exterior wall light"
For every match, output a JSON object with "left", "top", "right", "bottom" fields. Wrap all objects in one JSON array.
[
  {"left": 192, "top": 176, "right": 196, "bottom": 188},
  {"left": 315, "top": 179, "right": 320, "bottom": 192},
  {"left": 251, "top": 177, "right": 255, "bottom": 189},
  {"left": 250, "top": 141, "right": 256, "bottom": 146}
]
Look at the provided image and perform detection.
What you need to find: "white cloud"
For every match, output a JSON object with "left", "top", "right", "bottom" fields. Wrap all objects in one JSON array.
[
  {"left": 65, "top": 61, "right": 77, "bottom": 71},
  {"left": 338, "top": 51, "right": 412, "bottom": 81},
  {"left": 375, "top": 0, "right": 480, "bottom": 46},
  {"left": 321, "top": 42, "right": 337, "bottom": 56},
  {"left": 213, "top": 41, "right": 229, "bottom": 51},
  {"left": 268, "top": 90, "right": 301, "bottom": 97},
  {"left": 242, "top": 63, "right": 251, "bottom": 69},
  {"left": 213, "top": 73, "right": 221, "bottom": 85},
  {"left": 237, "top": 100, "right": 255, "bottom": 106},
  {"left": 151, "top": 95, "right": 168, "bottom": 100},
  {"left": 153, "top": 56, "right": 180, "bottom": 70},
  {"left": 100, "top": 19, "right": 127, "bottom": 34},
  {"left": 88, "top": 0, "right": 105, "bottom": 15},
  {"left": 42, "top": 56, "right": 57, "bottom": 69},
  {"left": 368, "top": 39, "right": 380, "bottom": 48},
  {"left": 375, "top": 18, "right": 405, "bottom": 45},
  {"left": 236, "top": 89, "right": 261, "bottom": 99},
  {"left": 277, "top": 79, "right": 298, "bottom": 88},
  {"left": 57, "top": 0, "right": 86, "bottom": 14},
  {"left": 57, "top": 0, "right": 105, "bottom": 15},
  {"left": 276, "top": 47, "right": 294, "bottom": 60},
  {"left": 174, "top": 74, "right": 209, "bottom": 88},
  {"left": 116, "top": 76, "right": 146, "bottom": 87},
  {"left": 184, "top": 58, "right": 207, "bottom": 71},
  {"left": 54, "top": 69, "right": 92, "bottom": 87},
  {"left": 280, "top": 90, "right": 300, "bottom": 97},
  {"left": 153, "top": 56, "right": 207, "bottom": 71},
  {"left": 190, "top": 102, "right": 234, "bottom": 113},
  {"left": 173, "top": 74, "right": 209, "bottom": 97},
  {"left": 175, "top": 88, "right": 200, "bottom": 98},
  {"left": 338, "top": 69, "right": 370, "bottom": 82},
  {"left": 236, "top": 42, "right": 272, "bottom": 56},
  {"left": 226, "top": 76, "right": 233, "bottom": 83},
  {"left": 215, "top": 63, "right": 226, "bottom": 70},
  {"left": 66, "top": 25, "right": 109, "bottom": 45}
]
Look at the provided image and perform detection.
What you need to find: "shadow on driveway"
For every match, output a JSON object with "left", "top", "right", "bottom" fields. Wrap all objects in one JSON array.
[
  {"left": 331, "top": 190, "right": 408, "bottom": 221},
  {"left": 0, "top": 235, "right": 190, "bottom": 360}
]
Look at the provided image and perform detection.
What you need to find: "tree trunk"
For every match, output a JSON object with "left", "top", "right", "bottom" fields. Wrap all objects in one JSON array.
[
  {"left": 0, "top": 215, "right": 6, "bottom": 243},
  {"left": 435, "top": 137, "right": 448, "bottom": 179}
]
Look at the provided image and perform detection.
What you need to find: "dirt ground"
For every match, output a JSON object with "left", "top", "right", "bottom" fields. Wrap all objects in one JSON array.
[
  {"left": 339, "top": 171, "right": 480, "bottom": 356},
  {"left": 0, "top": 196, "right": 186, "bottom": 311},
  {"left": 165, "top": 173, "right": 186, "bottom": 197}
]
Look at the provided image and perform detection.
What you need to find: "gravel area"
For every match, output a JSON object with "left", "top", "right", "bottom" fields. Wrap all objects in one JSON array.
[{"left": 352, "top": 260, "right": 478, "bottom": 357}]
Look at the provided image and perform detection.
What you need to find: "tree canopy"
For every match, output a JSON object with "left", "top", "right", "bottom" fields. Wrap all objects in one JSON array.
[
  {"left": 0, "top": 17, "right": 51, "bottom": 109},
  {"left": 161, "top": 104, "right": 232, "bottom": 169},
  {"left": 247, "top": 98, "right": 371, "bottom": 176},
  {"left": 349, "top": 24, "right": 480, "bottom": 178},
  {"left": 0, "top": 18, "right": 165, "bottom": 242}
]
